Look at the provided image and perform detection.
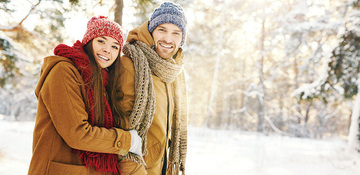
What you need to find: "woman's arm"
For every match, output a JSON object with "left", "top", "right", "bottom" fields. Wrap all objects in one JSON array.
[{"left": 40, "top": 61, "right": 131, "bottom": 156}]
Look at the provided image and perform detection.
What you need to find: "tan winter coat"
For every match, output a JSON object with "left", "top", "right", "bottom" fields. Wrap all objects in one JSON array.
[
  {"left": 116, "top": 21, "right": 183, "bottom": 175},
  {"left": 28, "top": 56, "right": 131, "bottom": 175}
]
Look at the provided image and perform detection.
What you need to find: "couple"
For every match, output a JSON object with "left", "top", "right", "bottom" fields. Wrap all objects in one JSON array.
[{"left": 28, "top": 2, "right": 188, "bottom": 175}]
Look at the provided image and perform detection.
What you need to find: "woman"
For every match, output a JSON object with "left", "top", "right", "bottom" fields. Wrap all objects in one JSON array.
[{"left": 28, "top": 16, "right": 142, "bottom": 175}]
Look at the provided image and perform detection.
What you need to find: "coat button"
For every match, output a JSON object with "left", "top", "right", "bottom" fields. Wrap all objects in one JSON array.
[{"left": 117, "top": 141, "right": 121, "bottom": 147}]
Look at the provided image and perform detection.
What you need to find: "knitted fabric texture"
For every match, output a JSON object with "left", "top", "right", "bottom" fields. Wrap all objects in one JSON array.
[
  {"left": 54, "top": 40, "right": 120, "bottom": 174},
  {"left": 82, "top": 16, "right": 124, "bottom": 50},
  {"left": 167, "top": 68, "right": 188, "bottom": 175},
  {"left": 148, "top": 2, "right": 187, "bottom": 46},
  {"left": 122, "top": 40, "right": 188, "bottom": 174}
]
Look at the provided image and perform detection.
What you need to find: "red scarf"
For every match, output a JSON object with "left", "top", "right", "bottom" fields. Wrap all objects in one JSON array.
[{"left": 54, "top": 40, "right": 120, "bottom": 174}]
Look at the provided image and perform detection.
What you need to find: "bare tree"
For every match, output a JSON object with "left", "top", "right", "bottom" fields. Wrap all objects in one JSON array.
[
  {"left": 113, "top": 0, "right": 154, "bottom": 26},
  {"left": 114, "top": 0, "right": 123, "bottom": 25},
  {"left": 206, "top": 0, "right": 225, "bottom": 128},
  {"left": 257, "top": 15, "right": 266, "bottom": 133}
]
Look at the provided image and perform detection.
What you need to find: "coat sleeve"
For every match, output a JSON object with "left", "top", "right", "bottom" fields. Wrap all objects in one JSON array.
[
  {"left": 39, "top": 61, "right": 131, "bottom": 156},
  {"left": 115, "top": 56, "right": 136, "bottom": 128}
]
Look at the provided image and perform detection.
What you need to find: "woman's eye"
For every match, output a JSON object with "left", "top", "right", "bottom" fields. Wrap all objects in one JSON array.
[
  {"left": 112, "top": 46, "right": 119, "bottom": 50},
  {"left": 97, "top": 39, "right": 105, "bottom": 44}
]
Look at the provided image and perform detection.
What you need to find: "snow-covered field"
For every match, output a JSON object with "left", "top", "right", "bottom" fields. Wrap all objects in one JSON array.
[{"left": 0, "top": 120, "right": 359, "bottom": 175}]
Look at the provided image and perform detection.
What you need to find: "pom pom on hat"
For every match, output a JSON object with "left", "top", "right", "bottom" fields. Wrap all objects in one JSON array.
[
  {"left": 148, "top": 2, "right": 187, "bottom": 46},
  {"left": 82, "top": 16, "right": 124, "bottom": 51}
]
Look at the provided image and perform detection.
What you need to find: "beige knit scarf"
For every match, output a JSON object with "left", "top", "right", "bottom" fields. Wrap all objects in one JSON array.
[{"left": 122, "top": 40, "right": 188, "bottom": 174}]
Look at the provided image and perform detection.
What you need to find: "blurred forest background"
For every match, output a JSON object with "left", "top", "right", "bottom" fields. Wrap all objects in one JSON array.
[{"left": 1, "top": 0, "right": 360, "bottom": 150}]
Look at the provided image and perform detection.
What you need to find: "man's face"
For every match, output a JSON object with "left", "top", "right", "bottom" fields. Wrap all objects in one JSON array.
[{"left": 152, "top": 23, "right": 182, "bottom": 59}]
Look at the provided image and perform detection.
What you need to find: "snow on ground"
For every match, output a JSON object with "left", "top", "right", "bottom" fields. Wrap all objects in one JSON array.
[
  {"left": 0, "top": 120, "right": 33, "bottom": 174},
  {"left": 187, "top": 127, "right": 360, "bottom": 175},
  {"left": 0, "top": 120, "right": 359, "bottom": 175}
]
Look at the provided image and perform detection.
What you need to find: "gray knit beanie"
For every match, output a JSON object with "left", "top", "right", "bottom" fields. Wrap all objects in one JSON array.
[{"left": 148, "top": 2, "right": 187, "bottom": 46}]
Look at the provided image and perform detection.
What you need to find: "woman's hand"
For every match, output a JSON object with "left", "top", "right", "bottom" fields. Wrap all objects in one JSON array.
[{"left": 129, "top": 130, "right": 143, "bottom": 156}]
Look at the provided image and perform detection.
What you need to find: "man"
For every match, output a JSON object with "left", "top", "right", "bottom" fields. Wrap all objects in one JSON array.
[{"left": 114, "top": 2, "right": 188, "bottom": 175}]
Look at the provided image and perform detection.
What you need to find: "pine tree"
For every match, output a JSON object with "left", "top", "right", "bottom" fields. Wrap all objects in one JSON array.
[{"left": 295, "top": 0, "right": 360, "bottom": 151}]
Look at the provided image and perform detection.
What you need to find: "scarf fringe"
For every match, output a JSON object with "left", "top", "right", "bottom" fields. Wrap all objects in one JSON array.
[
  {"left": 74, "top": 150, "right": 119, "bottom": 174},
  {"left": 125, "top": 152, "right": 147, "bottom": 167},
  {"left": 167, "top": 162, "right": 181, "bottom": 175}
]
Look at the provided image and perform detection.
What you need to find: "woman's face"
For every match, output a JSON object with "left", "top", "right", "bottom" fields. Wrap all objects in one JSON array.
[{"left": 92, "top": 36, "right": 120, "bottom": 68}]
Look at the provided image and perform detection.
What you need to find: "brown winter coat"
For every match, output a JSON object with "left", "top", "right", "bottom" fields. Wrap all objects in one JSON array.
[
  {"left": 116, "top": 21, "right": 183, "bottom": 174},
  {"left": 28, "top": 56, "right": 131, "bottom": 175}
]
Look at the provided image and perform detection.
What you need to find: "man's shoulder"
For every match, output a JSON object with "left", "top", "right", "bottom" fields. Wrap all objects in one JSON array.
[{"left": 120, "top": 55, "right": 135, "bottom": 74}]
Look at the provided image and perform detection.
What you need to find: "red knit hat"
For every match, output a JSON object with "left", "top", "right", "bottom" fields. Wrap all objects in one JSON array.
[{"left": 82, "top": 16, "right": 124, "bottom": 51}]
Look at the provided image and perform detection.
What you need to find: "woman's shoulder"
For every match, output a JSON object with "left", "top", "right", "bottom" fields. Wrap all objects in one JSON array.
[
  {"left": 44, "top": 56, "right": 75, "bottom": 68},
  {"left": 42, "top": 56, "right": 79, "bottom": 77},
  {"left": 36, "top": 56, "right": 83, "bottom": 96}
]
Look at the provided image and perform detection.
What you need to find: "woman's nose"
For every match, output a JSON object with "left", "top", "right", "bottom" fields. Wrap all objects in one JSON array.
[{"left": 103, "top": 46, "right": 110, "bottom": 54}]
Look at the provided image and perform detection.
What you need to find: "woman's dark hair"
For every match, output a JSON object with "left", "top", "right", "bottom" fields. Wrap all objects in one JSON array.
[
  {"left": 84, "top": 40, "right": 105, "bottom": 126},
  {"left": 107, "top": 52, "right": 129, "bottom": 129}
]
